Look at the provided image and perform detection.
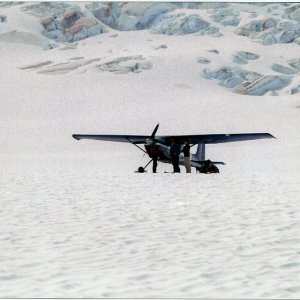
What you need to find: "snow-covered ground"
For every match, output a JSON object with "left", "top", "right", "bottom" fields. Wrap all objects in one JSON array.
[{"left": 1, "top": 2, "right": 300, "bottom": 298}]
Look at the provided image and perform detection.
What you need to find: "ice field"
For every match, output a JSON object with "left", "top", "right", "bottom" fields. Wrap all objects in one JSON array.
[{"left": 1, "top": 2, "right": 300, "bottom": 298}]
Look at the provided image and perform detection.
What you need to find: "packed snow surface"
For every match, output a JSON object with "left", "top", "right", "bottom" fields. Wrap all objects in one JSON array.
[
  {"left": 2, "top": 171, "right": 300, "bottom": 298},
  {"left": 1, "top": 1, "right": 300, "bottom": 298}
]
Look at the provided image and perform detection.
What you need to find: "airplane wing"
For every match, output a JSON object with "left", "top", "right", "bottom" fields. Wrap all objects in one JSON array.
[
  {"left": 155, "top": 133, "right": 276, "bottom": 144},
  {"left": 73, "top": 133, "right": 275, "bottom": 145},
  {"left": 72, "top": 134, "right": 150, "bottom": 144}
]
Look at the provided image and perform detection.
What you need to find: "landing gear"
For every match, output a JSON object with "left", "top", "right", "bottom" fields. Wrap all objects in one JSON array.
[
  {"left": 136, "top": 159, "right": 153, "bottom": 173},
  {"left": 137, "top": 166, "right": 145, "bottom": 173}
]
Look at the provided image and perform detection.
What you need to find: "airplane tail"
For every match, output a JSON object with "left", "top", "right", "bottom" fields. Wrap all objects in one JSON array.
[
  {"left": 192, "top": 143, "right": 225, "bottom": 165},
  {"left": 195, "top": 143, "right": 205, "bottom": 161}
]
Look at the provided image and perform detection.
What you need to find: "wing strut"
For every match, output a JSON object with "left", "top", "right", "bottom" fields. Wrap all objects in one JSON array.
[
  {"left": 143, "top": 159, "right": 153, "bottom": 169},
  {"left": 126, "top": 138, "right": 147, "bottom": 154}
]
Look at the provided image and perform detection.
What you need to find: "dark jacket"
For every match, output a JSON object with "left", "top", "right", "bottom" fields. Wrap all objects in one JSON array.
[
  {"left": 170, "top": 144, "right": 181, "bottom": 157},
  {"left": 149, "top": 144, "right": 160, "bottom": 158},
  {"left": 182, "top": 144, "right": 190, "bottom": 157}
]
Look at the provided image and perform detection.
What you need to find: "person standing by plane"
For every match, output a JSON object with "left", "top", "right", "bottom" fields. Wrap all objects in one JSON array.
[
  {"left": 170, "top": 140, "right": 181, "bottom": 173},
  {"left": 182, "top": 140, "right": 191, "bottom": 173},
  {"left": 148, "top": 140, "right": 160, "bottom": 173}
]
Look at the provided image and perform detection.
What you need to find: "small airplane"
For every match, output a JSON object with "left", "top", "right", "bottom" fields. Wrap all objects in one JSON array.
[{"left": 72, "top": 123, "right": 275, "bottom": 173}]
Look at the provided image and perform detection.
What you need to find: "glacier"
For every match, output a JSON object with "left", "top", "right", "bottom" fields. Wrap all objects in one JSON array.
[
  {"left": 1, "top": 2, "right": 300, "bottom": 299},
  {"left": 1, "top": 2, "right": 300, "bottom": 95}
]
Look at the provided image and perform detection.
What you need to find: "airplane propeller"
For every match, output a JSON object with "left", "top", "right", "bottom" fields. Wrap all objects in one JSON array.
[{"left": 150, "top": 123, "right": 159, "bottom": 140}]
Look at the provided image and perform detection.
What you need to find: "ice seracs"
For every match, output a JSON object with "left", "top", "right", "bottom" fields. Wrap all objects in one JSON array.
[
  {"left": 232, "top": 51, "right": 259, "bottom": 65},
  {"left": 235, "top": 16, "right": 300, "bottom": 45},
  {"left": 2, "top": 2, "right": 300, "bottom": 95},
  {"left": 41, "top": 8, "right": 105, "bottom": 42},
  {"left": 283, "top": 4, "right": 300, "bottom": 21},
  {"left": 203, "top": 66, "right": 292, "bottom": 96},
  {"left": 66, "top": 17, "right": 103, "bottom": 42},
  {"left": 88, "top": 2, "right": 176, "bottom": 31},
  {"left": 151, "top": 13, "right": 219, "bottom": 36},
  {"left": 287, "top": 58, "right": 300, "bottom": 70},
  {"left": 237, "top": 51, "right": 260, "bottom": 60},
  {"left": 210, "top": 8, "right": 241, "bottom": 27},
  {"left": 271, "top": 64, "right": 296, "bottom": 75},
  {"left": 96, "top": 55, "right": 152, "bottom": 74},
  {"left": 234, "top": 75, "right": 291, "bottom": 96}
]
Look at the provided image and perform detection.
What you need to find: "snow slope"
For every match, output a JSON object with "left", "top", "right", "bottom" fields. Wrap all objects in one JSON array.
[{"left": 1, "top": 2, "right": 300, "bottom": 298}]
